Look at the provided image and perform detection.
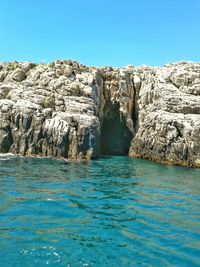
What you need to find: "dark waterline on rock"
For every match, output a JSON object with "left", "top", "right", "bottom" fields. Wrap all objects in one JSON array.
[{"left": 0, "top": 155, "right": 200, "bottom": 266}]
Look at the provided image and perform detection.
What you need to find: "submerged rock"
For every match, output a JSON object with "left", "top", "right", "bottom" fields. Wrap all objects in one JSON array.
[{"left": 0, "top": 60, "right": 200, "bottom": 166}]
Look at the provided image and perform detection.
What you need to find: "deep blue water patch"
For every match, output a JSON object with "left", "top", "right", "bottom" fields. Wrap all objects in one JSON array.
[{"left": 0, "top": 155, "right": 200, "bottom": 267}]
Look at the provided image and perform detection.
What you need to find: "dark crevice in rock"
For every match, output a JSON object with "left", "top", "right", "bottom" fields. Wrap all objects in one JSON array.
[
  {"left": 131, "top": 107, "right": 137, "bottom": 134},
  {"left": 0, "top": 126, "right": 13, "bottom": 153},
  {"left": 132, "top": 86, "right": 138, "bottom": 133},
  {"left": 100, "top": 102, "right": 132, "bottom": 155},
  {"left": 131, "top": 76, "right": 141, "bottom": 135}
]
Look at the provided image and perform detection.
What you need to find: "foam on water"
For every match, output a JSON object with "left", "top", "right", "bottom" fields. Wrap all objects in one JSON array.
[{"left": 0, "top": 153, "right": 16, "bottom": 160}]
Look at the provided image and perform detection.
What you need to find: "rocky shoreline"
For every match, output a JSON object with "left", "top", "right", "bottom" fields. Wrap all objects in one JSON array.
[{"left": 0, "top": 60, "right": 200, "bottom": 167}]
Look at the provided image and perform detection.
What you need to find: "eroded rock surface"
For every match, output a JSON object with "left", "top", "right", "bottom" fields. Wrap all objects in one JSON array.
[
  {"left": 0, "top": 60, "right": 200, "bottom": 166},
  {"left": 0, "top": 60, "right": 100, "bottom": 160},
  {"left": 129, "top": 62, "right": 200, "bottom": 167}
]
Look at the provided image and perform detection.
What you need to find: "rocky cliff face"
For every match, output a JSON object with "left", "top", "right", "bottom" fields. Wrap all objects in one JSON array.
[{"left": 0, "top": 60, "right": 200, "bottom": 167}]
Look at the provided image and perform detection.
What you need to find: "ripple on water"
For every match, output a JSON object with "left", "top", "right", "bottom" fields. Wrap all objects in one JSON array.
[{"left": 0, "top": 156, "right": 200, "bottom": 266}]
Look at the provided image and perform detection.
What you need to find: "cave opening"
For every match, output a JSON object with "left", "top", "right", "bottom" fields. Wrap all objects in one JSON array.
[{"left": 100, "top": 103, "right": 133, "bottom": 156}]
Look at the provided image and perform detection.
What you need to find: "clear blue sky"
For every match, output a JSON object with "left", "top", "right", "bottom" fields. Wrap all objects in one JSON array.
[{"left": 0, "top": 0, "right": 200, "bottom": 67}]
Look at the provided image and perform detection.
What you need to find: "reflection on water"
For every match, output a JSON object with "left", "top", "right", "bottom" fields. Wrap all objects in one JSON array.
[{"left": 0, "top": 155, "right": 200, "bottom": 266}]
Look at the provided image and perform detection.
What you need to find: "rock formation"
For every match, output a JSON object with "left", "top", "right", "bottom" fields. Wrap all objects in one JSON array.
[{"left": 0, "top": 60, "right": 200, "bottom": 167}]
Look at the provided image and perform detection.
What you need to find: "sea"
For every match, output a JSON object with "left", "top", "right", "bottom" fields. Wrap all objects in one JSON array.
[{"left": 0, "top": 154, "right": 200, "bottom": 266}]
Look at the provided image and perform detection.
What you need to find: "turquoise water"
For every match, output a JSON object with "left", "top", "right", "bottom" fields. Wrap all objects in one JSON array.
[{"left": 0, "top": 155, "right": 200, "bottom": 267}]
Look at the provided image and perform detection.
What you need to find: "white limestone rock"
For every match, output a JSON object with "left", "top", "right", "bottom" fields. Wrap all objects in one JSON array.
[{"left": 0, "top": 60, "right": 200, "bottom": 166}]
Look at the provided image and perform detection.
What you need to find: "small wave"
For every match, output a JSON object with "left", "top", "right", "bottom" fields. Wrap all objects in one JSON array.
[{"left": 46, "top": 198, "right": 55, "bottom": 201}]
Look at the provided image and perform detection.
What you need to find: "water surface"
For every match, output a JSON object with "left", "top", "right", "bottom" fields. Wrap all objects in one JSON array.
[{"left": 0, "top": 155, "right": 200, "bottom": 266}]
